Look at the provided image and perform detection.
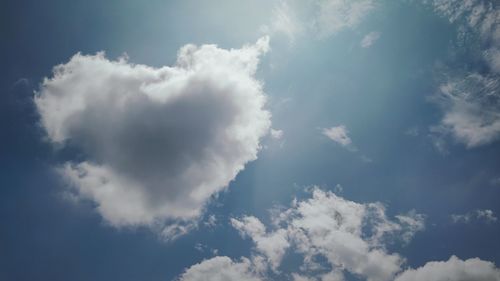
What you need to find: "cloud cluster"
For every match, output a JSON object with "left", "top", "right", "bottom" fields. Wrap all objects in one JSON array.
[
  {"left": 230, "top": 187, "right": 425, "bottom": 280},
  {"left": 430, "top": 0, "right": 500, "bottom": 148},
  {"left": 180, "top": 187, "right": 499, "bottom": 281},
  {"left": 35, "top": 37, "right": 271, "bottom": 233}
]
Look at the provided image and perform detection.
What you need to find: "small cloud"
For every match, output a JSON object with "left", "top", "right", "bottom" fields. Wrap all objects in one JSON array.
[
  {"left": 451, "top": 209, "right": 498, "bottom": 224},
  {"left": 361, "top": 31, "right": 381, "bottom": 48},
  {"left": 405, "top": 127, "right": 419, "bottom": 137},
  {"left": 204, "top": 214, "right": 217, "bottom": 228},
  {"left": 322, "top": 125, "right": 352, "bottom": 147},
  {"left": 270, "top": 128, "right": 284, "bottom": 140}
]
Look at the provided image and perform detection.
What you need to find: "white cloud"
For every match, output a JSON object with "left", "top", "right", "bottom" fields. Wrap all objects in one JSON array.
[
  {"left": 231, "top": 187, "right": 425, "bottom": 281},
  {"left": 231, "top": 216, "right": 290, "bottom": 270},
  {"left": 451, "top": 209, "right": 498, "bottom": 224},
  {"left": 313, "top": 0, "right": 375, "bottom": 38},
  {"left": 178, "top": 256, "right": 263, "bottom": 281},
  {"left": 266, "top": 0, "right": 375, "bottom": 41},
  {"left": 361, "top": 31, "right": 381, "bottom": 48},
  {"left": 270, "top": 128, "right": 284, "bottom": 140},
  {"left": 35, "top": 37, "right": 271, "bottom": 235},
  {"left": 395, "top": 255, "right": 500, "bottom": 281},
  {"left": 429, "top": 0, "right": 500, "bottom": 148},
  {"left": 432, "top": 73, "right": 500, "bottom": 147},
  {"left": 322, "top": 125, "right": 354, "bottom": 148}
]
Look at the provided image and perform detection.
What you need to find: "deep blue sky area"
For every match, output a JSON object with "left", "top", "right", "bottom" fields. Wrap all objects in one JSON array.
[{"left": 1, "top": 1, "right": 500, "bottom": 281}]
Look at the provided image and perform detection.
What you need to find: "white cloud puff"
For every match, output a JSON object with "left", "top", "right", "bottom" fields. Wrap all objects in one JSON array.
[
  {"left": 322, "top": 125, "right": 354, "bottom": 148},
  {"left": 395, "top": 255, "right": 500, "bottom": 281},
  {"left": 35, "top": 37, "right": 271, "bottom": 231},
  {"left": 178, "top": 256, "right": 263, "bottom": 281}
]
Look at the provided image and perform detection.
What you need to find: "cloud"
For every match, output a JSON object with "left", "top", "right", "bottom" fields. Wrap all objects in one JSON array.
[
  {"left": 231, "top": 187, "right": 425, "bottom": 281},
  {"left": 231, "top": 216, "right": 290, "bottom": 270},
  {"left": 429, "top": 0, "right": 500, "bottom": 148},
  {"left": 270, "top": 128, "right": 284, "bottom": 140},
  {"left": 361, "top": 31, "right": 381, "bottom": 48},
  {"left": 395, "top": 255, "right": 500, "bottom": 281},
  {"left": 266, "top": 0, "right": 375, "bottom": 41},
  {"left": 35, "top": 37, "right": 271, "bottom": 234},
  {"left": 451, "top": 209, "right": 498, "bottom": 224},
  {"left": 313, "top": 0, "right": 375, "bottom": 38},
  {"left": 431, "top": 73, "right": 500, "bottom": 148},
  {"left": 322, "top": 125, "right": 356, "bottom": 151},
  {"left": 178, "top": 256, "right": 263, "bottom": 281}
]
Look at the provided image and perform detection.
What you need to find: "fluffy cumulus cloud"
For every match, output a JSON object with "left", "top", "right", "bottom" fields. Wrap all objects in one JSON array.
[
  {"left": 231, "top": 216, "right": 290, "bottom": 270},
  {"left": 230, "top": 187, "right": 425, "bottom": 280},
  {"left": 395, "top": 255, "right": 500, "bottom": 281},
  {"left": 266, "top": 0, "right": 375, "bottom": 40},
  {"left": 181, "top": 187, "right": 500, "bottom": 280},
  {"left": 429, "top": 0, "right": 500, "bottom": 148},
  {"left": 178, "top": 256, "right": 262, "bottom": 281},
  {"left": 35, "top": 37, "right": 271, "bottom": 233}
]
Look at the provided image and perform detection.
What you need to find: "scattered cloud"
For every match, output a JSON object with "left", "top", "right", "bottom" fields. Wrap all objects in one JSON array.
[
  {"left": 395, "top": 255, "right": 500, "bottom": 281},
  {"left": 431, "top": 73, "right": 500, "bottom": 148},
  {"left": 451, "top": 209, "right": 498, "bottom": 224},
  {"left": 230, "top": 187, "right": 425, "bottom": 280},
  {"left": 429, "top": 0, "right": 500, "bottom": 148},
  {"left": 361, "top": 31, "right": 381, "bottom": 48},
  {"left": 35, "top": 37, "right": 271, "bottom": 238}
]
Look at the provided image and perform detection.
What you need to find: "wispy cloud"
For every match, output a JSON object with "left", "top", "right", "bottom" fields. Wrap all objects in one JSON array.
[{"left": 361, "top": 31, "right": 381, "bottom": 48}]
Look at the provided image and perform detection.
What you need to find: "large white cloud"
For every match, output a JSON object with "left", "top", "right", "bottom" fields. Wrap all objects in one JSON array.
[
  {"left": 35, "top": 37, "right": 271, "bottom": 231},
  {"left": 395, "top": 255, "right": 500, "bottom": 281}
]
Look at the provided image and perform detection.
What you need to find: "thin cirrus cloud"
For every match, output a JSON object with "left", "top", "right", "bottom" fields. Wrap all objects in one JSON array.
[
  {"left": 35, "top": 37, "right": 271, "bottom": 237},
  {"left": 178, "top": 187, "right": 499, "bottom": 281},
  {"left": 451, "top": 209, "right": 498, "bottom": 224},
  {"left": 265, "top": 0, "right": 375, "bottom": 41},
  {"left": 429, "top": 0, "right": 500, "bottom": 148},
  {"left": 361, "top": 31, "right": 381, "bottom": 48}
]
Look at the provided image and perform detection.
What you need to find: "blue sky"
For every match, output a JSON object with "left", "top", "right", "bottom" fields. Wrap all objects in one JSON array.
[{"left": 2, "top": 0, "right": 500, "bottom": 280}]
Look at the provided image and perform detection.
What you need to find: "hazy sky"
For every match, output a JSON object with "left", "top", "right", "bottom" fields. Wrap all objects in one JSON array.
[{"left": 2, "top": 0, "right": 500, "bottom": 280}]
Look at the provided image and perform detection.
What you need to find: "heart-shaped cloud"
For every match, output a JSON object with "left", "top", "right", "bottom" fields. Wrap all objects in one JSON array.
[{"left": 35, "top": 37, "right": 271, "bottom": 233}]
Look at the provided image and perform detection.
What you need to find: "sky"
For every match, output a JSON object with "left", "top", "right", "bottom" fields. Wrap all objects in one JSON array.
[{"left": 1, "top": 0, "right": 500, "bottom": 280}]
